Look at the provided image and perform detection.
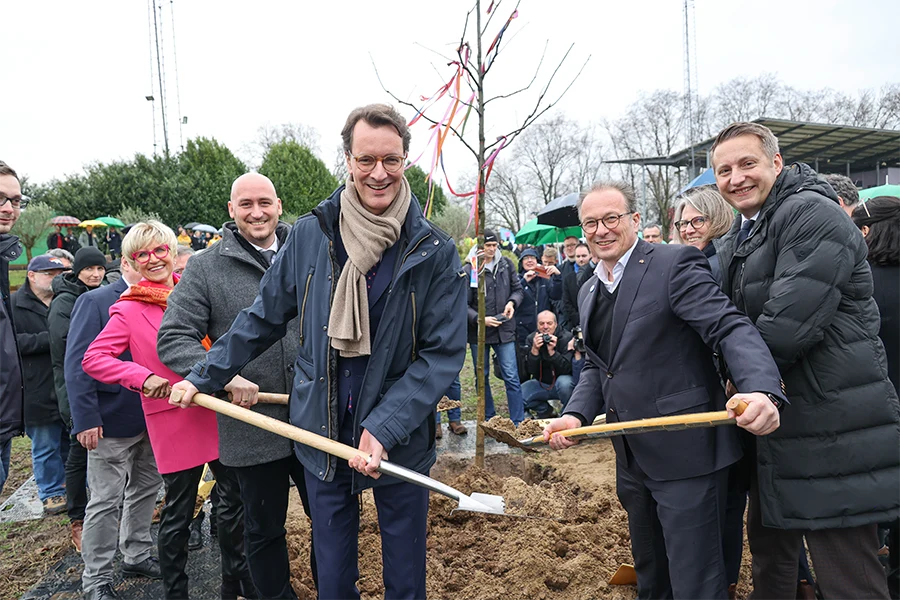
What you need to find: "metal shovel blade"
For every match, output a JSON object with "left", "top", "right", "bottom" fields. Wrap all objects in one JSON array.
[{"left": 465, "top": 492, "right": 506, "bottom": 515}]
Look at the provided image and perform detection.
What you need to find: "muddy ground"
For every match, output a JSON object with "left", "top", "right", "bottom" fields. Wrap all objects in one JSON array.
[{"left": 285, "top": 440, "right": 754, "bottom": 599}]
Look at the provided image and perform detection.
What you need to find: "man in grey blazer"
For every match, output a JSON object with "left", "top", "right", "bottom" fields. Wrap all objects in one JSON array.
[
  {"left": 544, "top": 180, "right": 784, "bottom": 599},
  {"left": 158, "top": 173, "right": 315, "bottom": 599}
]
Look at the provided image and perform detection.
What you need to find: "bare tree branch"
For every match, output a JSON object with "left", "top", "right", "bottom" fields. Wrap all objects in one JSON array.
[{"left": 484, "top": 40, "right": 546, "bottom": 105}]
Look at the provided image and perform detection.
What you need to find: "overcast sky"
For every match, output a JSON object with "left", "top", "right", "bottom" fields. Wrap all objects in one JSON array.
[{"left": 3, "top": 0, "right": 898, "bottom": 187}]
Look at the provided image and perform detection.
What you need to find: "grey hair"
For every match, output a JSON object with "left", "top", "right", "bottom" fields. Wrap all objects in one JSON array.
[
  {"left": 642, "top": 223, "right": 662, "bottom": 232},
  {"left": 176, "top": 244, "right": 195, "bottom": 257},
  {"left": 822, "top": 173, "right": 859, "bottom": 206},
  {"left": 577, "top": 180, "right": 638, "bottom": 217},
  {"left": 672, "top": 184, "right": 735, "bottom": 245},
  {"left": 710, "top": 122, "right": 780, "bottom": 161},
  {"left": 46, "top": 248, "right": 75, "bottom": 264}
]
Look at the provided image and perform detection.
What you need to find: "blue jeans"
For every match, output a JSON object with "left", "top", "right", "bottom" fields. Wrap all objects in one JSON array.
[
  {"left": 435, "top": 375, "right": 462, "bottom": 423},
  {"left": 25, "top": 421, "right": 70, "bottom": 501},
  {"left": 522, "top": 374, "right": 575, "bottom": 419},
  {"left": 470, "top": 342, "right": 525, "bottom": 425},
  {"left": 0, "top": 437, "right": 11, "bottom": 495}
]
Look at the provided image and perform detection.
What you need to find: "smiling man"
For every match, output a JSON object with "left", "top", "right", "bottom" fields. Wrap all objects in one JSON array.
[
  {"left": 543, "top": 179, "right": 785, "bottom": 599},
  {"left": 712, "top": 122, "right": 900, "bottom": 600},
  {"left": 170, "top": 104, "right": 467, "bottom": 600},
  {"left": 159, "top": 173, "right": 306, "bottom": 599}
]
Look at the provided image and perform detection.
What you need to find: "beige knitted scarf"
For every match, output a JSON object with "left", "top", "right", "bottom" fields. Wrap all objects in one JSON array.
[{"left": 328, "top": 176, "right": 411, "bottom": 357}]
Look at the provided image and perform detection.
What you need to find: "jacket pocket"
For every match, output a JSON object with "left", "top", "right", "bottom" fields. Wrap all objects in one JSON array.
[
  {"left": 654, "top": 386, "right": 709, "bottom": 416},
  {"left": 410, "top": 291, "right": 417, "bottom": 363},
  {"left": 627, "top": 300, "right": 659, "bottom": 322},
  {"left": 141, "top": 396, "right": 180, "bottom": 416},
  {"left": 298, "top": 268, "right": 314, "bottom": 346}
]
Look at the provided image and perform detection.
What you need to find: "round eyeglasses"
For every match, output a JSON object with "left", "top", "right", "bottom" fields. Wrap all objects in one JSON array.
[{"left": 348, "top": 154, "right": 406, "bottom": 174}]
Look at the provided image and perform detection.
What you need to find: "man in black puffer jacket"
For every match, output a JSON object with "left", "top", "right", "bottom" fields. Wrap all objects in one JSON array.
[{"left": 712, "top": 121, "right": 900, "bottom": 600}]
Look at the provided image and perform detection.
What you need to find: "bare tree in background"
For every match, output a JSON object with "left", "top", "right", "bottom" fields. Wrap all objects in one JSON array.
[
  {"left": 483, "top": 162, "right": 531, "bottom": 231},
  {"left": 376, "top": 0, "right": 588, "bottom": 466},
  {"left": 331, "top": 143, "right": 349, "bottom": 182}
]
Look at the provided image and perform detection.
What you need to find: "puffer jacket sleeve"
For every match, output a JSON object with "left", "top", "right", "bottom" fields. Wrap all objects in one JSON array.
[
  {"left": 361, "top": 247, "right": 467, "bottom": 452},
  {"left": 158, "top": 259, "right": 214, "bottom": 377},
  {"left": 48, "top": 294, "right": 74, "bottom": 424},
  {"left": 186, "top": 225, "right": 299, "bottom": 392},
  {"left": 755, "top": 202, "right": 855, "bottom": 370}
]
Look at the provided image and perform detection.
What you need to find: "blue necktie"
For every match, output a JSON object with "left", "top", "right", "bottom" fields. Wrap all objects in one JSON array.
[{"left": 736, "top": 219, "right": 755, "bottom": 247}]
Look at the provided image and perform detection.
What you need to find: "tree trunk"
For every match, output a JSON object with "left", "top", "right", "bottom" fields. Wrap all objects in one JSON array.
[{"left": 474, "top": 0, "right": 487, "bottom": 469}]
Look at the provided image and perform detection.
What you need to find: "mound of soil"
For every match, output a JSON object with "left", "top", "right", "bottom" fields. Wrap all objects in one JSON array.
[{"left": 285, "top": 440, "right": 755, "bottom": 599}]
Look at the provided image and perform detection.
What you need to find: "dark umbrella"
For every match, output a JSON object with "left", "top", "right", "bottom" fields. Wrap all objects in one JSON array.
[{"left": 536, "top": 192, "right": 580, "bottom": 228}]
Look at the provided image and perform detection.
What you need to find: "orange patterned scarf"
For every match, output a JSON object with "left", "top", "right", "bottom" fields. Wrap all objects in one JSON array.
[{"left": 117, "top": 277, "right": 212, "bottom": 350}]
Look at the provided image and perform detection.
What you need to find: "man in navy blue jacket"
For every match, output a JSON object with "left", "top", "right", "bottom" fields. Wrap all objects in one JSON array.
[
  {"left": 68, "top": 258, "right": 162, "bottom": 599},
  {"left": 544, "top": 180, "right": 784, "bottom": 599},
  {"left": 171, "top": 104, "right": 467, "bottom": 600}
]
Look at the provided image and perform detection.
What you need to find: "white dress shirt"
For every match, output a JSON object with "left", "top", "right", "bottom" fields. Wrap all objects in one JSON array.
[{"left": 595, "top": 237, "right": 640, "bottom": 293}]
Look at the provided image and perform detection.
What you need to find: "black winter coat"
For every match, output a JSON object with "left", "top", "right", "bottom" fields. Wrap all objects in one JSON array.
[
  {"left": 524, "top": 325, "right": 574, "bottom": 385},
  {"left": 48, "top": 272, "right": 95, "bottom": 426},
  {"left": 515, "top": 273, "right": 562, "bottom": 346},
  {"left": 465, "top": 256, "right": 523, "bottom": 345},
  {"left": 10, "top": 281, "right": 61, "bottom": 426},
  {"left": 718, "top": 162, "right": 900, "bottom": 530},
  {"left": 0, "top": 234, "right": 24, "bottom": 444}
]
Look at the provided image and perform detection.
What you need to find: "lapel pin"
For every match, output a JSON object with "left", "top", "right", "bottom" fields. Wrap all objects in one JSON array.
[
  {"left": 639, "top": 259, "right": 645, "bottom": 264},
  {"left": 589, "top": 285, "right": 595, "bottom": 293}
]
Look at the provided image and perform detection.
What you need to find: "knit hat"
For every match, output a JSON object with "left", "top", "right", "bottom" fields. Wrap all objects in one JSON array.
[
  {"left": 73, "top": 247, "right": 107, "bottom": 275},
  {"left": 519, "top": 248, "right": 540, "bottom": 261},
  {"left": 483, "top": 229, "right": 499, "bottom": 244}
]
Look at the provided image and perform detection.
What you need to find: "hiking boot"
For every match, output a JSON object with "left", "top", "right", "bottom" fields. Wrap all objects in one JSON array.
[
  {"left": 84, "top": 583, "right": 119, "bottom": 600},
  {"left": 70, "top": 519, "right": 84, "bottom": 553},
  {"left": 435, "top": 424, "right": 443, "bottom": 439},
  {"left": 188, "top": 512, "right": 204, "bottom": 551},
  {"left": 448, "top": 421, "right": 468, "bottom": 435},
  {"left": 43, "top": 495, "right": 67, "bottom": 516},
  {"left": 122, "top": 556, "right": 162, "bottom": 580}
]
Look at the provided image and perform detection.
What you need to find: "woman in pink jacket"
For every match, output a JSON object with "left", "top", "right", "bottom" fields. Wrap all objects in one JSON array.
[{"left": 83, "top": 221, "right": 253, "bottom": 600}]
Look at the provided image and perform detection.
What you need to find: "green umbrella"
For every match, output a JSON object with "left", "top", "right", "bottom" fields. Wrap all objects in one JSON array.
[
  {"left": 514, "top": 218, "right": 581, "bottom": 246},
  {"left": 96, "top": 216, "right": 126, "bottom": 228},
  {"left": 859, "top": 184, "right": 900, "bottom": 200}
]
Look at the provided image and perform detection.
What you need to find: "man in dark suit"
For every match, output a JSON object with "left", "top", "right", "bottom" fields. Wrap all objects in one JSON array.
[
  {"left": 544, "top": 180, "right": 784, "bottom": 599},
  {"left": 68, "top": 257, "right": 163, "bottom": 599}
]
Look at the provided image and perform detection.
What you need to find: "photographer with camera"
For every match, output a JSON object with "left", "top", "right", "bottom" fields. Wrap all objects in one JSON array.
[{"left": 522, "top": 310, "right": 580, "bottom": 419}]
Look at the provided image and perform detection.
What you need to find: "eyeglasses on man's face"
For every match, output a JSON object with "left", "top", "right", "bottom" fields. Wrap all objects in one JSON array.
[
  {"left": 580, "top": 212, "right": 633, "bottom": 234},
  {"left": 131, "top": 244, "right": 170, "bottom": 264},
  {"left": 348, "top": 154, "right": 406, "bottom": 174},
  {"left": 0, "top": 194, "right": 29, "bottom": 209},
  {"left": 674, "top": 216, "right": 708, "bottom": 231}
]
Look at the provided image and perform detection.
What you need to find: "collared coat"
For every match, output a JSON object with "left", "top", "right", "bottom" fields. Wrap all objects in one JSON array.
[
  {"left": 10, "top": 280, "right": 61, "bottom": 426},
  {"left": 158, "top": 221, "right": 299, "bottom": 467},
  {"left": 186, "top": 186, "right": 467, "bottom": 493},
  {"left": 0, "top": 234, "right": 24, "bottom": 444},
  {"left": 82, "top": 279, "right": 218, "bottom": 474},
  {"left": 566, "top": 240, "right": 784, "bottom": 482},
  {"left": 717, "top": 162, "right": 900, "bottom": 530}
]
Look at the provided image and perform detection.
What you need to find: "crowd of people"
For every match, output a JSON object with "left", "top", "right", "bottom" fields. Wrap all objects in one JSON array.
[{"left": 0, "top": 110, "right": 898, "bottom": 600}]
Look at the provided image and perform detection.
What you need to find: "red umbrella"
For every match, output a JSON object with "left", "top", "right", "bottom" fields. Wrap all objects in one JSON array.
[{"left": 50, "top": 216, "right": 81, "bottom": 226}]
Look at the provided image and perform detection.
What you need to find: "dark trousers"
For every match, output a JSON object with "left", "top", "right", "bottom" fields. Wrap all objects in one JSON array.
[
  {"left": 65, "top": 433, "right": 88, "bottom": 521},
  {"left": 303, "top": 417, "right": 429, "bottom": 600},
  {"left": 616, "top": 455, "right": 729, "bottom": 599},
  {"left": 159, "top": 460, "right": 251, "bottom": 600},
  {"left": 233, "top": 454, "right": 317, "bottom": 599},
  {"left": 748, "top": 463, "right": 890, "bottom": 599}
]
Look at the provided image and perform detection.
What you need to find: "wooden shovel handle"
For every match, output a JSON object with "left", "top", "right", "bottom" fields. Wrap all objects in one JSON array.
[
  {"left": 552, "top": 398, "right": 749, "bottom": 440},
  {"left": 170, "top": 390, "right": 365, "bottom": 462},
  {"left": 257, "top": 392, "right": 289, "bottom": 405}
]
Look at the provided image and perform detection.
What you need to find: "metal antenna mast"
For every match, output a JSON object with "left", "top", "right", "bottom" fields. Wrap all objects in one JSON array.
[
  {"left": 146, "top": 0, "right": 157, "bottom": 155},
  {"left": 683, "top": 0, "right": 697, "bottom": 176},
  {"left": 152, "top": 0, "right": 170, "bottom": 156},
  {"left": 169, "top": 0, "right": 185, "bottom": 152}
]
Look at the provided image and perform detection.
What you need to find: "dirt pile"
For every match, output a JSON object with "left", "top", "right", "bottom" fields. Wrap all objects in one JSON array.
[{"left": 285, "top": 441, "right": 756, "bottom": 598}]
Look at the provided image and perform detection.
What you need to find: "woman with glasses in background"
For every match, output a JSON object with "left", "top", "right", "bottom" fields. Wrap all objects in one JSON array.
[
  {"left": 672, "top": 184, "right": 735, "bottom": 283},
  {"left": 853, "top": 195, "right": 900, "bottom": 599},
  {"left": 83, "top": 221, "right": 253, "bottom": 599}
]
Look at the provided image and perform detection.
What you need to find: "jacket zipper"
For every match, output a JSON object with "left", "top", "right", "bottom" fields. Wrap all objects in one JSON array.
[
  {"left": 324, "top": 239, "right": 338, "bottom": 480},
  {"left": 298, "top": 272, "right": 313, "bottom": 345},
  {"left": 410, "top": 291, "right": 417, "bottom": 362}
]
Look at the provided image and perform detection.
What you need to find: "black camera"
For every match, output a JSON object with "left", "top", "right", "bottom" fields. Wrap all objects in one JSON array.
[
  {"left": 572, "top": 326, "right": 586, "bottom": 353},
  {"left": 541, "top": 333, "right": 552, "bottom": 346}
]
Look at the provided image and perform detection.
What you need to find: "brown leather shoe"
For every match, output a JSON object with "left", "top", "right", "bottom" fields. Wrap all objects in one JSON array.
[
  {"left": 727, "top": 583, "right": 737, "bottom": 600},
  {"left": 435, "top": 425, "right": 443, "bottom": 439},
  {"left": 71, "top": 519, "right": 84, "bottom": 553},
  {"left": 448, "top": 421, "right": 468, "bottom": 435}
]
